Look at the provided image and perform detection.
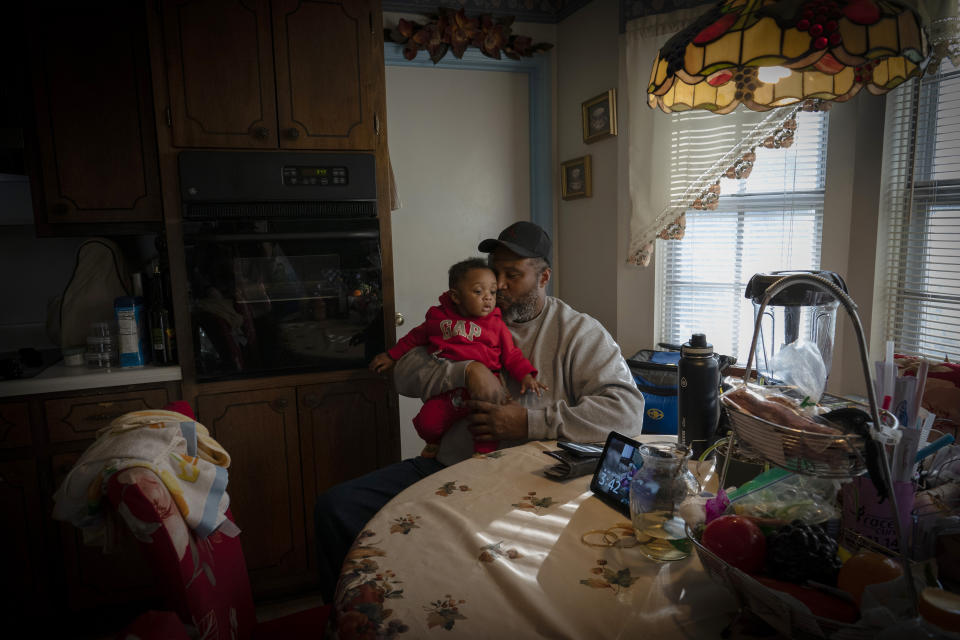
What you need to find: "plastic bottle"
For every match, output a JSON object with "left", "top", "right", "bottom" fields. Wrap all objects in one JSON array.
[
  {"left": 149, "top": 263, "right": 176, "bottom": 365},
  {"left": 115, "top": 296, "right": 147, "bottom": 367},
  {"left": 677, "top": 333, "right": 720, "bottom": 458}
]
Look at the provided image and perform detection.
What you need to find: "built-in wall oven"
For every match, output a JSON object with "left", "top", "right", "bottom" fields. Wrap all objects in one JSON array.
[{"left": 179, "top": 151, "right": 383, "bottom": 381}]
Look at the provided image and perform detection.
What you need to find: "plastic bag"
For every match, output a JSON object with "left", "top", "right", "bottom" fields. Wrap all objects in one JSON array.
[
  {"left": 727, "top": 469, "right": 841, "bottom": 525},
  {"left": 769, "top": 339, "right": 827, "bottom": 403}
]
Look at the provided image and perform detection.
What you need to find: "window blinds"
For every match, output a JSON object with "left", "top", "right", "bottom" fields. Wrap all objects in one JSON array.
[
  {"left": 882, "top": 58, "right": 960, "bottom": 361},
  {"left": 657, "top": 110, "right": 829, "bottom": 361}
]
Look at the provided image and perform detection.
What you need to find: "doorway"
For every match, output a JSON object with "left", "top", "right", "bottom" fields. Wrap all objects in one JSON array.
[{"left": 384, "top": 45, "right": 552, "bottom": 457}]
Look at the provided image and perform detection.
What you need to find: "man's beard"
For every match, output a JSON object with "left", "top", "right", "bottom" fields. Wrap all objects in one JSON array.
[{"left": 499, "top": 288, "right": 539, "bottom": 323}]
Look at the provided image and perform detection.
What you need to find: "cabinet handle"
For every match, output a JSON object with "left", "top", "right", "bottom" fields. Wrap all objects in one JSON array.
[
  {"left": 303, "top": 393, "right": 321, "bottom": 409},
  {"left": 374, "top": 113, "right": 381, "bottom": 136},
  {"left": 271, "top": 398, "right": 289, "bottom": 412},
  {"left": 85, "top": 412, "right": 127, "bottom": 422},
  {"left": 395, "top": 312, "right": 404, "bottom": 327},
  {"left": 253, "top": 126, "right": 270, "bottom": 139},
  {"left": 285, "top": 127, "right": 300, "bottom": 139}
]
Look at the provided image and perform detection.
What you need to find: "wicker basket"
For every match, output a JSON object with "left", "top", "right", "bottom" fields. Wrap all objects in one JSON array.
[
  {"left": 690, "top": 524, "right": 881, "bottom": 640},
  {"left": 704, "top": 273, "right": 919, "bottom": 636},
  {"left": 725, "top": 407, "right": 891, "bottom": 478}
]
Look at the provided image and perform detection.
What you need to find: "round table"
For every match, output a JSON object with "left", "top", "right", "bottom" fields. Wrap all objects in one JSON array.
[{"left": 329, "top": 438, "right": 745, "bottom": 639}]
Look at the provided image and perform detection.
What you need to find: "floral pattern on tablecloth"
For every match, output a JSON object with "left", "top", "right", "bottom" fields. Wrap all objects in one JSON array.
[
  {"left": 579, "top": 558, "right": 640, "bottom": 594},
  {"left": 424, "top": 595, "right": 468, "bottom": 630},
  {"left": 335, "top": 529, "right": 410, "bottom": 639},
  {"left": 478, "top": 540, "right": 524, "bottom": 563},
  {"left": 390, "top": 514, "right": 421, "bottom": 535},
  {"left": 511, "top": 490, "right": 554, "bottom": 512},
  {"left": 435, "top": 481, "right": 471, "bottom": 496}
]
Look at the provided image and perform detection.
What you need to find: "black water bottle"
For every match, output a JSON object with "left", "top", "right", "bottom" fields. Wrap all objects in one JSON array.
[{"left": 678, "top": 333, "right": 720, "bottom": 458}]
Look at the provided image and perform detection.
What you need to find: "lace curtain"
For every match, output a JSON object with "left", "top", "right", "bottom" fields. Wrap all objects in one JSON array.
[
  {"left": 625, "top": 5, "right": 803, "bottom": 267},
  {"left": 623, "top": 0, "right": 958, "bottom": 267}
]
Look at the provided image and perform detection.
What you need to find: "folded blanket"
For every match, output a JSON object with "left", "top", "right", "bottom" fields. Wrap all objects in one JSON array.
[{"left": 53, "top": 410, "right": 231, "bottom": 542}]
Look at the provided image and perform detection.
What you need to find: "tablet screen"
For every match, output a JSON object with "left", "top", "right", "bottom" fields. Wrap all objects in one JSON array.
[{"left": 588, "top": 431, "right": 643, "bottom": 517}]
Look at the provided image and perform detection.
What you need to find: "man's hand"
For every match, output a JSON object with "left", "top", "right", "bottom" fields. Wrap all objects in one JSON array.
[
  {"left": 369, "top": 352, "right": 396, "bottom": 373},
  {"left": 465, "top": 362, "right": 506, "bottom": 404},
  {"left": 465, "top": 399, "right": 528, "bottom": 442}
]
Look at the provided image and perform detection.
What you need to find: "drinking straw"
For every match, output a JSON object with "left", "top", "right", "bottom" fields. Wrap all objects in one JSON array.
[
  {"left": 919, "top": 410, "right": 937, "bottom": 445},
  {"left": 912, "top": 359, "right": 929, "bottom": 427},
  {"left": 915, "top": 433, "right": 955, "bottom": 464},
  {"left": 884, "top": 340, "right": 896, "bottom": 403}
]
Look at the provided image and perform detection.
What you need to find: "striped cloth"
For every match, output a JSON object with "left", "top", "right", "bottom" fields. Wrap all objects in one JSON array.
[{"left": 53, "top": 409, "right": 231, "bottom": 541}]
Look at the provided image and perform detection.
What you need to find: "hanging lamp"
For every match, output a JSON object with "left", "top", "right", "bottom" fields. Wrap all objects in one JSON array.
[{"left": 648, "top": 0, "right": 930, "bottom": 113}]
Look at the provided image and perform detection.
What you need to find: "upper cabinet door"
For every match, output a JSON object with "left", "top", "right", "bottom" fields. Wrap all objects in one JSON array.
[
  {"left": 29, "top": 2, "right": 162, "bottom": 226},
  {"left": 160, "top": 0, "right": 278, "bottom": 148},
  {"left": 272, "top": 0, "right": 378, "bottom": 150}
]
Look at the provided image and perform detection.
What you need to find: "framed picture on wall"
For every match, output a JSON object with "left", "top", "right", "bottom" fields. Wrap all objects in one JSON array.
[
  {"left": 582, "top": 89, "right": 617, "bottom": 143},
  {"left": 561, "top": 155, "right": 592, "bottom": 200}
]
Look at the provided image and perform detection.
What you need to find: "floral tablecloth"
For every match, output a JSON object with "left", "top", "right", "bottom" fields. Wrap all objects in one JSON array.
[{"left": 330, "top": 438, "right": 742, "bottom": 639}]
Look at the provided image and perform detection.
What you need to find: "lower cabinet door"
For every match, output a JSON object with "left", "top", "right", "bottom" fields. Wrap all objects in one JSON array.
[
  {"left": 298, "top": 377, "right": 398, "bottom": 576},
  {"left": 0, "top": 459, "right": 45, "bottom": 617},
  {"left": 197, "top": 386, "right": 308, "bottom": 594}
]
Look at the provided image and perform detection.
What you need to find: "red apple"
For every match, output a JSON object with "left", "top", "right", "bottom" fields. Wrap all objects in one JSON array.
[{"left": 701, "top": 515, "right": 767, "bottom": 574}]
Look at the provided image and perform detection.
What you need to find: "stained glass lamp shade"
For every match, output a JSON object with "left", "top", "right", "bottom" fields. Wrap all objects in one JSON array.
[{"left": 648, "top": 0, "right": 929, "bottom": 113}]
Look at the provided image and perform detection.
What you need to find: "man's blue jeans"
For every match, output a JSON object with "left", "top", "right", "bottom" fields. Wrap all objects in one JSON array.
[{"left": 314, "top": 456, "right": 444, "bottom": 602}]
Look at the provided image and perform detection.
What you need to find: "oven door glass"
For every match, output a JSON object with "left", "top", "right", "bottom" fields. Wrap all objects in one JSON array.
[{"left": 185, "top": 219, "right": 383, "bottom": 380}]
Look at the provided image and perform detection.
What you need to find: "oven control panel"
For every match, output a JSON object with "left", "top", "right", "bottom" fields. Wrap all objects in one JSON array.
[{"left": 282, "top": 165, "right": 349, "bottom": 186}]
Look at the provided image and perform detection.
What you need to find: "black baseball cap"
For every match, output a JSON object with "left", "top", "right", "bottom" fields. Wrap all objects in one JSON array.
[{"left": 478, "top": 221, "right": 552, "bottom": 263}]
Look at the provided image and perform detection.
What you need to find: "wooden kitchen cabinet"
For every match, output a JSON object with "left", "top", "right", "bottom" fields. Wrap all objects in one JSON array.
[
  {"left": 44, "top": 387, "right": 172, "bottom": 443},
  {"left": 298, "top": 378, "right": 396, "bottom": 504},
  {"left": 44, "top": 385, "right": 175, "bottom": 612},
  {"left": 196, "top": 385, "right": 308, "bottom": 592},
  {"left": 0, "top": 399, "right": 44, "bottom": 620},
  {"left": 0, "top": 382, "right": 179, "bottom": 635},
  {"left": 26, "top": 0, "right": 163, "bottom": 232},
  {"left": 157, "top": 0, "right": 379, "bottom": 150},
  {"left": 195, "top": 372, "right": 398, "bottom": 596}
]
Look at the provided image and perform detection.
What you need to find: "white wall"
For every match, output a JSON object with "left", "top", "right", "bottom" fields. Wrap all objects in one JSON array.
[
  {"left": 555, "top": 0, "right": 622, "bottom": 336},
  {"left": 820, "top": 94, "right": 886, "bottom": 397}
]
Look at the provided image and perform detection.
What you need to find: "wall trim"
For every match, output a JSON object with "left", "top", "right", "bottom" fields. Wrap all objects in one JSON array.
[{"left": 383, "top": 44, "right": 554, "bottom": 249}]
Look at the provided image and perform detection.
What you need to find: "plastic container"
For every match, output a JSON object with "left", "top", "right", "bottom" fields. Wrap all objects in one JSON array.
[
  {"left": 744, "top": 270, "right": 847, "bottom": 398},
  {"left": 62, "top": 347, "right": 85, "bottom": 366},
  {"left": 678, "top": 333, "right": 720, "bottom": 458},
  {"left": 85, "top": 321, "right": 117, "bottom": 369}
]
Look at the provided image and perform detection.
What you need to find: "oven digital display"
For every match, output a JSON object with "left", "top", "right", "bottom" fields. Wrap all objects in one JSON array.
[{"left": 282, "top": 165, "right": 348, "bottom": 186}]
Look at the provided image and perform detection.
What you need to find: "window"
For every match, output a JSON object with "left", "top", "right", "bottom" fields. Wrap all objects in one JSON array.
[
  {"left": 656, "top": 109, "right": 830, "bottom": 361},
  {"left": 881, "top": 58, "right": 960, "bottom": 361}
]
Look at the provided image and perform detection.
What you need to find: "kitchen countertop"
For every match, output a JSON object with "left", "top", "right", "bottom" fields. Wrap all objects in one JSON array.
[{"left": 0, "top": 361, "right": 182, "bottom": 398}]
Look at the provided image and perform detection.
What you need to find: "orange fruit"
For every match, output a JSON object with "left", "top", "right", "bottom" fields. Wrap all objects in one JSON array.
[
  {"left": 918, "top": 587, "right": 960, "bottom": 633},
  {"left": 836, "top": 549, "right": 903, "bottom": 607}
]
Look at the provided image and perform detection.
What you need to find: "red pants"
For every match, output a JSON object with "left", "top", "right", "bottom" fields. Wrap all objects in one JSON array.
[{"left": 413, "top": 387, "right": 497, "bottom": 455}]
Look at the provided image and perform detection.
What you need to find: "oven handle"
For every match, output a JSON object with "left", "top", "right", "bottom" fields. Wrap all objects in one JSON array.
[{"left": 194, "top": 231, "right": 379, "bottom": 242}]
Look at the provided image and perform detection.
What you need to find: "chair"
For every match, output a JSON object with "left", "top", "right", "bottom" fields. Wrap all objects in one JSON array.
[{"left": 106, "top": 466, "right": 330, "bottom": 639}]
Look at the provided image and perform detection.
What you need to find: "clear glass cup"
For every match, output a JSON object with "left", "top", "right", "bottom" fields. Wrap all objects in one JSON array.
[{"left": 629, "top": 441, "right": 700, "bottom": 561}]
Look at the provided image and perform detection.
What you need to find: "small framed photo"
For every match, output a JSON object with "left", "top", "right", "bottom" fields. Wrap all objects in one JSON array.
[
  {"left": 581, "top": 89, "right": 617, "bottom": 144},
  {"left": 560, "top": 155, "right": 592, "bottom": 200}
]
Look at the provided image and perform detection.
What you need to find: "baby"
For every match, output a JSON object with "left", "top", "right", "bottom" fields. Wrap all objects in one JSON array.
[{"left": 371, "top": 258, "right": 545, "bottom": 456}]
